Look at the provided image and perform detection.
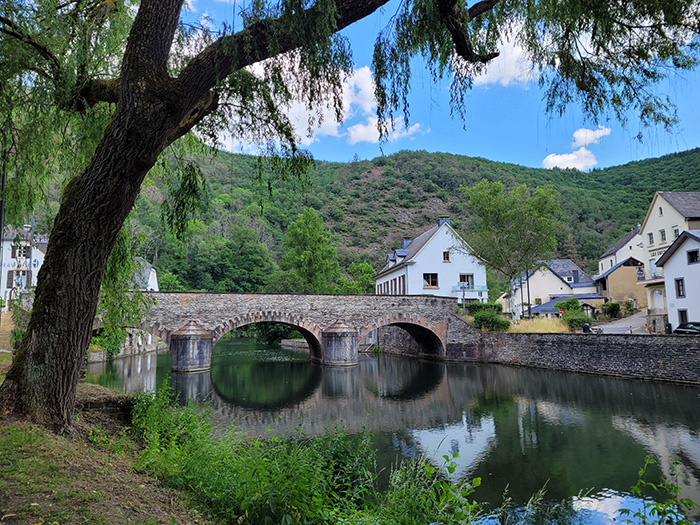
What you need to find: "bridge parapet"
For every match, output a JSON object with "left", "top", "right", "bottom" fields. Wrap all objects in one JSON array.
[{"left": 144, "top": 293, "right": 478, "bottom": 370}]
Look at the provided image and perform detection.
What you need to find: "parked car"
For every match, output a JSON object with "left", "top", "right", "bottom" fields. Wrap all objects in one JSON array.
[{"left": 673, "top": 322, "right": 700, "bottom": 335}]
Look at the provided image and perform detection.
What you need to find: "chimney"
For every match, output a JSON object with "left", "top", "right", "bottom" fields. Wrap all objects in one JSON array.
[
  {"left": 438, "top": 216, "right": 450, "bottom": 227},
  {"left": 572, "top": 270, "right": 579, "bottom": 284},
  {"left": 402, "top": 238, "right": 412, "bottom": 249}
]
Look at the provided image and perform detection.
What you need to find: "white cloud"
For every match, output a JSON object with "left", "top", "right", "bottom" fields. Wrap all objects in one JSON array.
[
  {"left": 542, "top": 125, "right": 612, "bottom": 170},
  {"left": 347, "top": 116, "right": 423, "bottom": 145},
  {"left": 473, "top": 36, "right": 537, "bottom": 87},
  {"left": 571, "top": 125, "right": 611, "bottom": 148},
  {"left": 542, "top": 147, "right": 598, "bottom": 170}
]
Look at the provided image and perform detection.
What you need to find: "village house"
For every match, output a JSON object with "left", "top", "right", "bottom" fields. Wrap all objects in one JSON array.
[
  {"left": 511, "top": 259, "right": 603, "bottom": 317},
  {"left": 1, "top": 226, "right": 47, "bottom": 310},
  {"left": 374, "top": 217, "right": 488, "bottom": 304},
  {"left": 594, "top": 257, "right": 647, "bottom": 309},
  {"left": 597, "top": 226, "right": 644, "bottom": 275},
  {"left": 656, "top": 230, "right": 700, "bottom": 330},
  {"left": 637, "top": 192, "right": 700, "bottom": 333}
]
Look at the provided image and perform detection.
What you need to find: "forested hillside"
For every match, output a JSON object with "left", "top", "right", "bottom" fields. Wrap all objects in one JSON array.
[{"left": 129, "top": 147, "right": 700, "bottom": 290}]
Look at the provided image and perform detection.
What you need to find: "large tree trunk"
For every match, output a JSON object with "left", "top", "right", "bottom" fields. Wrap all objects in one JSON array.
[
  {"left": 0, "top": 0, "right": 391, "bottom": 432},
  {"left": 0, "top": 109, "right": 171, "bottom": 431}
]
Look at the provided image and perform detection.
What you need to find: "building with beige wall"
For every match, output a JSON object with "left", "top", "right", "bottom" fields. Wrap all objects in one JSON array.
[
  {"left": 594, "top": 257, "right": 647, "bottom": 309},
  {"left": 638, "top": 192, "right": 700, "bottom": 333}
]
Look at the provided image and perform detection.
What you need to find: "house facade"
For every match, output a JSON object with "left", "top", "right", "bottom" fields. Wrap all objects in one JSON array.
[
  {"left": 637, "top": 192, "right": 700, "bottom": 332},
  {"left": 657, "top": 230, "right": 700, "bottom": 330},
  {"left": 374, "top": 218, "right": 488, "bottom": 304},
  {"left": 597, "top": 227, "right": 644, "bottom": 275},
  {"left": 594, "top": 257, "right": 647, "bottom": 308},
  {"left": 512, "top": 259, "right": 600, "bottom": 316},
  {"left": 1, "top": 227, "right": 47, "bottom": 310}
]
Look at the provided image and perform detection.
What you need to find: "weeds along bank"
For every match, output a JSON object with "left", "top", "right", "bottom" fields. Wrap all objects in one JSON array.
[{"left": 2, "top": 378, "right": 697, "bottom": 524}]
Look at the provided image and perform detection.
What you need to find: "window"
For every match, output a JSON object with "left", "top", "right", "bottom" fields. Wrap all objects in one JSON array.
[
  {"left": 423, "top": 273, "right": 438, "bottom": 288},
  {"left": 459, "top": 274, "right": 474, "bottom": 289},
  {"left": 648, "top": 232, "right": 654, "bottom": 245},
  {"left": 675, "top": 278, "right": 686, "bottom": 298},
  {"left": 11, "top": 245, "right": 31, "bottom": 259},
  {"left": 660, "top": 229, "right": 666, "bottom": 243},
  {"left": 688, "top": 249, "right": 700, "bottom": 264},
  {"left": 679, "top": 309, "right": 688, "bottom": 325},
  {"left": 659, "top": 206, "right": 663, "bottom": 216},
  {"left": 535, "top": 298, "right": 542, "bottom": 305},
  {"left": 673, "top": 226, "right": 680, "bottom": 239},
  {"left": 443, "top": 251, "right": 450, "bottom": 262}
]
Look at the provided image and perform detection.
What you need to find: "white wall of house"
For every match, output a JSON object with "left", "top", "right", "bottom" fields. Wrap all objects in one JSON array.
[
  {"left": 512, "top": 269, "right": 570, "bottom": 310},
  {"left": 375, "top": 223, "right": 487, "bottom": 303},
  {"left": 598, "top": 233, "right": 644, "bottom": 275},
  {"left": 660, "top": 236, "right": 700, "bottom": 329},
  {"left": 1, "top": 237, "right": 46, "bottom": 309}
]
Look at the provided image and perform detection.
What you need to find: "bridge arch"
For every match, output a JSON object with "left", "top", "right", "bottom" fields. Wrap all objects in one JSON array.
[
  {"left": 361, "top": 313, "right": 446, "bottom": 358},
  {"left": 211, "top": 310, "right": 324, "bottom": 361}
]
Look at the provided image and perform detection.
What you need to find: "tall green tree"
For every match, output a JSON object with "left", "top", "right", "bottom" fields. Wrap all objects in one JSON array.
[
  {"left": 268, "top": 208, "right": 339, "bottom": 293},
  {"left": 461, "top": 180, "right": 561, "bottom": 319},
  {"left": 1, "top": 0, "right": 699, "bottom": 431}
]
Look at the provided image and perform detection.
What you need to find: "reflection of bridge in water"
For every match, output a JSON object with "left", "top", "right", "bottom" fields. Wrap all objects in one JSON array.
[{"left": 87, "top": 349, "right": 700, "bottom": 518}]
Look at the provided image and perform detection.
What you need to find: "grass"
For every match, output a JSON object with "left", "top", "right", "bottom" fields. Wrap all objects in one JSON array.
[
  {"left": 0, "top": 382, "right": 209, "bottom": 525},
  {"left": 508, "top": 317, "right": 570, "bottom": 333}
]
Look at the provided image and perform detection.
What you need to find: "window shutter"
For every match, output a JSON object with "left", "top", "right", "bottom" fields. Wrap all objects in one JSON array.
[
  {"left": 11, "top": 246, "right": 16, "bottom": 258},
  {"left": 27, "top": 271, "right": 32, "bottom": 286},
  {"left": 7, "top": 271, "right": 13, "bottom": 289},
  {"left": 26, "top": 246, "right": 32, "bottom": 259}
]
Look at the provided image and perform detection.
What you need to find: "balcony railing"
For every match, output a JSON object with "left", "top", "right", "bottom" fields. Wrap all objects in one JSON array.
[
  {"left": 451, "top": 283, "right": 489, "bottom": 292},
  {"left": 637, "top": 268, "right": 664, "bottom": 282}
]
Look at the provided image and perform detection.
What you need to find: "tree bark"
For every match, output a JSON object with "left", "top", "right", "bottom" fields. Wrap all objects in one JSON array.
[{"left": 0, "top": 0, "right": 392, "bottom": 432}]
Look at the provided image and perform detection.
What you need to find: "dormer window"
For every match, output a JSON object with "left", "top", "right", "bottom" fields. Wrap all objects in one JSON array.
[{"left": 443, "top": 251, "right": 450, "bottom": 262}]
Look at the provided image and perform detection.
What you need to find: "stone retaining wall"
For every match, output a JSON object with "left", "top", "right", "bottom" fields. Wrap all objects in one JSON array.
[{"left": 377, "top": 326, "right": 700, "bottom": 385}]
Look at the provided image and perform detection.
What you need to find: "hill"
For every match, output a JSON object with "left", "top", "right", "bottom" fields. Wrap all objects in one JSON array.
[{"left": 130, "top": 147, "right": 700, "bottom": 288}]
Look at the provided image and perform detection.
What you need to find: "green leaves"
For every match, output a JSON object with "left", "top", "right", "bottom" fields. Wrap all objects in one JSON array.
[{"left": 461, "top": 179, "right": 560, "bottom": 282}]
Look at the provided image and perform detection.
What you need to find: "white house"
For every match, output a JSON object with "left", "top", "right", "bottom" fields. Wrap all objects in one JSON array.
[
  {"left": 1, "top": 226, "right": 47, "bottom": 310},
  {"left": 374, "top": 218, "right": 488, "bottom": 304},
  {"left": 511, "top": 259, "right": 601, "bottom": 316},
  {"left": 656, "top": 230, "right": 700, "bottom": 330},
  {"left": 597, "top": 226, "right": 644, "bottom": 275},
  {"left": 134, "top": 257, "right": 159, "bottom": 291},
  {"left": 638, "top": 192, "right": 700, "bottom": 332}
]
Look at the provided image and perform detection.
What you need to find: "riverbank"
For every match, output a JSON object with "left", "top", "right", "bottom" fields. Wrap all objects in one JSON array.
[{"left": 0, "top": 379, "right": 212, "bottom": 524}]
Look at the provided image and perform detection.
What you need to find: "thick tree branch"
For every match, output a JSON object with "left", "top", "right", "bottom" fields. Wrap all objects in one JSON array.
[
  {"left": 468, "top": 0, "right": 499, "bottom": 21},
  {"left": 176, "top": 0, "right": 392, "bottom": 111},
  {"left": 434, "top": 0, "right": 499, "bottom": 64}
]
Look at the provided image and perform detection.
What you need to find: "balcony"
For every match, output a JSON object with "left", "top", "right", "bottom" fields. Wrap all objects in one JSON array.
[
  {"left": 637, "top": 267, "right": 664, "bottom": 282},
  {"left": 451, "top": 283, "right": 489, "bottom": 293}
]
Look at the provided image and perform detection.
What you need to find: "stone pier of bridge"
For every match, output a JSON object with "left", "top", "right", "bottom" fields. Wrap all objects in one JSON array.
[{"left": 144, "top": 292, "right": 481, "bottom": 371}]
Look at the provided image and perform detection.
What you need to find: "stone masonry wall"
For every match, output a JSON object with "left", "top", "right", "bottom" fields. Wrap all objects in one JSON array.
[
  {"left": 451, "top": 332, "right": 700, "bottom": 384},
  {"left": 378, "top": 327, "right": 700, "bottom": 384}
]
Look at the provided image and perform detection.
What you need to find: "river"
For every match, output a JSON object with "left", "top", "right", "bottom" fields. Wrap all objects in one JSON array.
[{"left": 86, "top": 336, "right": 700, "bottom": 523}]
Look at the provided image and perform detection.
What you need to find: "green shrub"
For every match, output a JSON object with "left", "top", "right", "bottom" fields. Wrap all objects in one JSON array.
[
  {"left": 562, "top": 310, "right": 593, "bottom": 330},
  {"left": 601, "top": 302, "right": 621, "bottom": 318},
  {"left": 554, "top": 297, "right": 581, "bottom": 312},
  {"left": 473, "top": 311, "right": 511, "bottom": 332},
  {"left": 465, "top": 302, "right": 503, "bottom": 316}
]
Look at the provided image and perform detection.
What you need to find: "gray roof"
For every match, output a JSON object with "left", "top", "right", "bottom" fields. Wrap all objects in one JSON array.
[
  {"left": 594, "top": 257, "right": 643, "bottom": 281},
  {"left": 549, "top": 259, "right": 594, "bottom": 285},
  {"left": 659, "top": 192, "right": 700, "bottom": 220},
  {"left": 601, "top": 228, "right": 640, "bottom": 258},
  {"left": 375, "top": 224, "right": 441, "bottom": 278}
]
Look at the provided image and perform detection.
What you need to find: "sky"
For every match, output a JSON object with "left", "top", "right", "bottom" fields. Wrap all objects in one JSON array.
[{"left": 186, "top": 0, "right": 700, "bottom": 171}]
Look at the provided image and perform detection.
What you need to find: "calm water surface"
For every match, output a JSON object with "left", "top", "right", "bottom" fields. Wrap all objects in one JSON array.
[{"left": 87, "top": 337, "right": 700, "bottom": 523}]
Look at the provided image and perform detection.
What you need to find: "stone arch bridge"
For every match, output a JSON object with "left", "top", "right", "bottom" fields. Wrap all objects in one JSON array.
[{"left": 144, "top": 293, "right": 480, "bottom": 371}]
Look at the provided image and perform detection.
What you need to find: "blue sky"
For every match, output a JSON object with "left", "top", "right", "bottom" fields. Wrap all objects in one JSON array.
[{"left": 188, "top": 0, "right": 700, "bottom": 171}]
